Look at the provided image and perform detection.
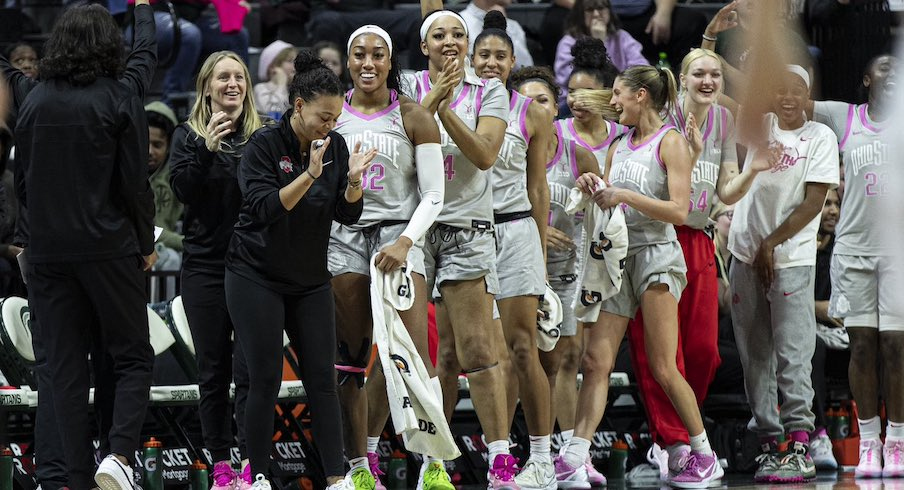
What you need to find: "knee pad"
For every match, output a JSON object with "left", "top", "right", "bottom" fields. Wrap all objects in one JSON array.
[{"left": 335, "top": 338, "right": 371, "bottom": 388}]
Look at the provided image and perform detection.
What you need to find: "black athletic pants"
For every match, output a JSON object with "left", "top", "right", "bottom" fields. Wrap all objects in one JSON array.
[
  {"left": 28, "top": 256, "right": 154, "bottom": 490},
  {"left": 182, "top": 268, "right": 250, "bottom": 463},
  {"left": 225, "top": 269, "right": 344, "bottom": 478}
]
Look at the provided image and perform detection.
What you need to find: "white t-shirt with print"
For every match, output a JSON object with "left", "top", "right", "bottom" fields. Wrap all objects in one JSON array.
[{"left": 729, "top": 113, "right": 840, "bottom": 268}]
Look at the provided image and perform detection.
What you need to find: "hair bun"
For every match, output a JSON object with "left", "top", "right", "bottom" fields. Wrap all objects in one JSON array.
[
  {"left": 571, "top": 36, "right": 611, "bottom": 71},
  {"left": 483, "top": 10, "right": 508, "bottom": 32},
  {"left": 294, "top": 49, "right": 323, "bottom": 74}
]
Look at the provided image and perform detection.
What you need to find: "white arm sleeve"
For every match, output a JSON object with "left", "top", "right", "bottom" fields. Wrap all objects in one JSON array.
[{"left": 400, "top": 143, "right": 444, "bottom": 243}]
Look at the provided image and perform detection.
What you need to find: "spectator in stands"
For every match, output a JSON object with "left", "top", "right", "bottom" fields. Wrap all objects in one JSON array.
[
  {"left": 169, "top": 50, "right": 261, "bottom": 490},
  {"left": 145, "top": 101, "right": 184, "bottom": 270},
  {"left": 14, "top": 5, "right": 157, "bottom": 490},
  {"left": 608, "top": 0, "right": 706, "bottom": 69},
  {"left": 313, "top": 41, "right": 352, "bottom": 90},
  {"left": 224, "top": 49, "right": 375, "bottom": 490},
  {"left": 307, "top": 0, "right": 423, "bottom": 71},
  {"left": 129, "top": 0, "right": 251, "bottom": 102},
  {"left": 460, "top": 0, "right": 533, "bottom": 68},
  {"left": 5, "top": 43, "right": 38, "bottom": 80},
  {"left": 554, "top": 0, "right": 646, "bottom": 93},
  {"left": 254, "top": 40, "right": 297, "bottom": 117}
]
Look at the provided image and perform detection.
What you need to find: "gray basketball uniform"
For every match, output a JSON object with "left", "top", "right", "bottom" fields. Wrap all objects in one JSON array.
[
  {"left": 599, "top": 126, "right": 688, "bottom": 319},
  {"left": 666, "top": 100, "right": 737, "bottom": 230},
  {"left": 558, "top": 118, "right": 626, "bottom": 172},
  {"left": 401, "top": 70, "right": 509, "bottom": 297},
  {"left": 492, "top": 91, "right": 545, "bottom": 299},
  {"left": 546, "top": 124, "right": 583, "bottom": 335},
  {"left": 329, "top": 89, "right": 426, "bottom": 276},
  {"left": 815, "top": 102, "right": 902, "bottom": 329}
]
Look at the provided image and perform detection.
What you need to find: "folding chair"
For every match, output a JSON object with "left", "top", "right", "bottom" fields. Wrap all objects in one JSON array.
[{"left": 0, "top": 297, "right": 35, "bottom": 388}]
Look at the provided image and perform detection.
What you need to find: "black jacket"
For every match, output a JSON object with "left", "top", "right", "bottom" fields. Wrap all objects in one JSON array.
[
  {"left": 2, "top": 4, "right": 157, "bottom": 249},
  {"left": 15, "top": 78, "right": 155, "bottom": 263},
  {"left": 169, "top": 122, "right": 250, "bottom": 273},
  {"left": 226, "top": 112, "right": 363, "bottom": 292}
]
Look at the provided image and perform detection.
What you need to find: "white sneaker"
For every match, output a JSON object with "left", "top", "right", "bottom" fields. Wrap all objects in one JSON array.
[
  {"left": 250, "top": 474, "right": 272, "bottom": 490},
  {"left": 94, "top": 455, "right": 137, "bottom": 490},
  {"left": 884, "top": 439, "right": 904, "bottom": 478},
  {"left": 808, "top": 429, "right": 838, "bottom": 470},
  {"left": 855, "top": 439, "right": 883, "bottom": 479},
  {"left": 325, "top": 477, "right": 354, "bottom": 490},
  {"left": 514, "top": 458, "right": 556, "bottom": 490},
  {"left": 646, "top": 443, "right": 669, "bottom": 481}
]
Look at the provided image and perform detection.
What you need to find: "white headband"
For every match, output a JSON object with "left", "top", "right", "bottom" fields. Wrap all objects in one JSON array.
[
  {"left": 786, "top": 64, "right": 811, "bottom": 89},
  {"left": 420, "top": 10, "right": 468, "bottom": 42},
  {"left": 347, "top": 25, "right": 393, "bottom": 57}
]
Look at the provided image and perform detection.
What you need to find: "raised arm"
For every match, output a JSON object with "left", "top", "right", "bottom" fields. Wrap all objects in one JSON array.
[
  {"left": 437, "top": 80, "right": 507, "bottom": 170},
  {"left": 120, "top": 0, "right": 157, "bottom": 98}
]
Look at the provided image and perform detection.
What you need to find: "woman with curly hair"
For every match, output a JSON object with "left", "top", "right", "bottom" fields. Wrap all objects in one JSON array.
[{"left": 14, "top": 5, "right": 157, "bottom": 490}]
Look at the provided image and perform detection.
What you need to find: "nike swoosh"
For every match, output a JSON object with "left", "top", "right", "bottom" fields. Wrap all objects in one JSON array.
[
  {"left": 783, "top": 291, "right": 794, "bottom": 296},
  {"left": 431, "top": 200, "right": 441, "bottom": 205}
]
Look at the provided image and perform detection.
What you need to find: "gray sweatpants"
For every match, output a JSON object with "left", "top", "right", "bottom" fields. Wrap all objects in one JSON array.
[{"left": 730, "top": 261, "right": 816, "bottom": 438}]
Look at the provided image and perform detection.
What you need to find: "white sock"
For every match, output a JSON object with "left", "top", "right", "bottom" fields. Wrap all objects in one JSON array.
[
  {"left": 561, "top": 429, "right": 574, "bottom": 446},
  {"left": 487, "top": 440, "right": 510, "bottom": 465},
  {"left": 860, "top": 416, "right": 881, "bottom": 441},
  {"left": 529, "top": 435, "right": 552, "bottom": 462},
  {"left": 427, "top": 456, "right": 443, "bottom": 465},
  {"left": 888, "top": 420, "right": 904, "bottom": 442},
  {"left": 349, "top": 457, "right": 368, "bottom": 471},
  {"left": 366, "top": 437, "right": 380, "bottom": 455},
  {"left": 689, "top": 432, "right": 713, "bottom": 455},
  {"left": 564, "top": 437, "right": 591, "bottom": 468}
]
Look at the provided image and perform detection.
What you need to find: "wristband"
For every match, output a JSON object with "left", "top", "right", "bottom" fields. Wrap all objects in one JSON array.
[
  {"left": 348, "top": 179, "right": 362, "bottom": 189},
  {"left": 702, "top": 33, "right": 717, "bottom": 42},
  {"left": 306, "top": 169, "right": 318, "bottom": 180}
]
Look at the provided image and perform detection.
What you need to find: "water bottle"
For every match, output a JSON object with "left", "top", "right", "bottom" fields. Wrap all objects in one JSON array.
[
  {"left": 388, "top": 451, "right": 407, "bottom": 489},
  {"left": 190, "top": 460, "right": 209, "bottom": 490},
  {"left": 656, "top": 52, "right": 671, "bottom": 72},
  {"left": 838, "top": 405, "right": 851, "bottom": 439},
  {"left": 607, "top": 440, "right": 628, "bottom": 480},
  {"left": 142, "top": 438, "right": 163, "bottom": 490},
  {"left": 0, "top": 448, "right": 13, "bottom": 490},
  {"left": 826, "top": 407, "right": 839, "bottom": 439}
]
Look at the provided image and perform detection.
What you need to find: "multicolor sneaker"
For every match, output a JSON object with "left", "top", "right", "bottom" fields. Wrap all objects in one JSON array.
[
  {"left": 584, "top": 456, "right": 606, "bottom": 487},
  {"left": 236, "top": 465, "right": 254, "bottom": 490},
  {"left": 367, "top": 452, "right": 387, "bottom": 490},
  {"left": 325, "top": 478, "right": 353, "bottom": 490},
  {"left": 488, "top": 454, "right": 520, "bottom": 489},
  {"left": 553, "top": 455, "right": 590, "bottom": 489},
  {"left": 211, "top": 462, "right": 238, "bottom": 490},
  {"left": 855, "top": 439, "right": 884, "bottom": 478},
  {"left": 514, "top": 458, "right": 555, "bottom": 490},
  {"left": 770, "top": 442, "right": 816, "bottom": 483},
  {"left": 667, "top": 445, "right": 691, "bottom": 481},
  {"left": 417, "top": 461, "right": 455, "bottom": 490},
  {"left": 753, "top": 442, "right": 779, "bottom": 483},
  {"left": 809, "top": 429, "right": 837, "bottom": 470},
  {"left": 884, "top": 439, "right": 904, "bottom": 478},
  {"left": 668, "top": 450, "right": 724, "bottom": 488}
]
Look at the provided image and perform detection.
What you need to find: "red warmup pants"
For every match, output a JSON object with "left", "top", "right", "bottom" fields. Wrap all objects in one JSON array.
[{"left": 627, "top": 226, "right": 721, "bottom": 447}]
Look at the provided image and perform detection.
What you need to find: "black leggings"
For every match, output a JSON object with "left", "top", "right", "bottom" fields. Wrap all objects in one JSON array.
[
  {"left": 225, "top": 269, "right": 344, "bottom": 478},
  {"left": 182, "top": 268, "right": 250, "bottom": 463}
]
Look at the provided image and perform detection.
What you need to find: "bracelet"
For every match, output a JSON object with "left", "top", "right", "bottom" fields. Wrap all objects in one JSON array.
[
  {"left": 348, "top": 179, "right": 362, "bottom": 189},
  {"left": 702, "top": 33, "right": 717, "bottom": 42},
  {"left": 306, "top": 169, "right": 318, "bottom": 180}
]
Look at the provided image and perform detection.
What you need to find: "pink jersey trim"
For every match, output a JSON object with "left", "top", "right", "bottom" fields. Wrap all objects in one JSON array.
[
  {"left": 569, "top": 140, "right": 580, "bottom": 179},
  {"left": 342, "top": 89, "right": 400, "bottom": 121},
  {"left": 858, "top": 103, "right": 882, "bottom": 134},
  {"left": 450, "top": 84, "right": 472, "bottom": 110},
  {"left": 547, "top": 122, "right": 565, "bottom": 170},
  {"left": 566, "top": 118, "right": 618, "bottom": 153},
  {"left": 701, "top": 105, "right": 715, "bottom": 142},
  {"left": 518, "top": 95, "right": 531, "bottom": 145},
  {"left": 474, "top": 85, "right": 485, "bottom": 115},
  {"left": 838, "top": 104, "right": 855, "bottom": 152},
  {"left": 719, "top": 105, "right": 727, "bottom": 144},
  {"left": 626, "top": 124, "right": 674, "bottom": 151}
]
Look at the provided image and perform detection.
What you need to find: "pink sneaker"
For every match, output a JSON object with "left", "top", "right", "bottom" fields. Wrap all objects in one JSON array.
[
  {"left": 211, "top": 462, "right": 237, "bottom": 490},
  {"left": 553, "top": 456, "right": 590, "bottom": 489},
  {"left": 235, "top": 465, "right": 254, "bottom": 490},
  {"left": 488, "top": 454, "right": 521, "bottom": 489},
  {"left": 367, "top": 452, "right": 387, "bottom": 490},
  {"left": 856, "top": 439, "right": 884, "bottom": 478},
  {"left": 884, "top": 439, "right": 904, "bottom": 478},
  {"left": 584, "top": 456, "right": 606, "bottom": 487},
  {"left": 668, "top": 450, "right": 724, "bottom": 489}
]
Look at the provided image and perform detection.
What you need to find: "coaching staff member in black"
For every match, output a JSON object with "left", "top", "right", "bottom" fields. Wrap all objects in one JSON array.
[{"left": 14, "top": 5, "right": 157, "bottom": 490}]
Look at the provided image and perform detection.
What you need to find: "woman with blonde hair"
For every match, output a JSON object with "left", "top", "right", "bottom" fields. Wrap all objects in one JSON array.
[
  {"left": 169, "top": 50, "right": 264, "bottom": 490},
  {"left": 557, "top": 65, "right": 722, "bottom": 488},
  {"left": 624, "top": 47, "right": 776, "bottom": 480}
]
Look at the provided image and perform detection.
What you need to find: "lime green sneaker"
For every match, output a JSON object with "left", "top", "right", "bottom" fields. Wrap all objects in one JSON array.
[
  {"left": 418, "top": 461, "right": 455, "bottom": 490},
  {"left": 349, "top": 466, "right": 376, "bottom": 490}
]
